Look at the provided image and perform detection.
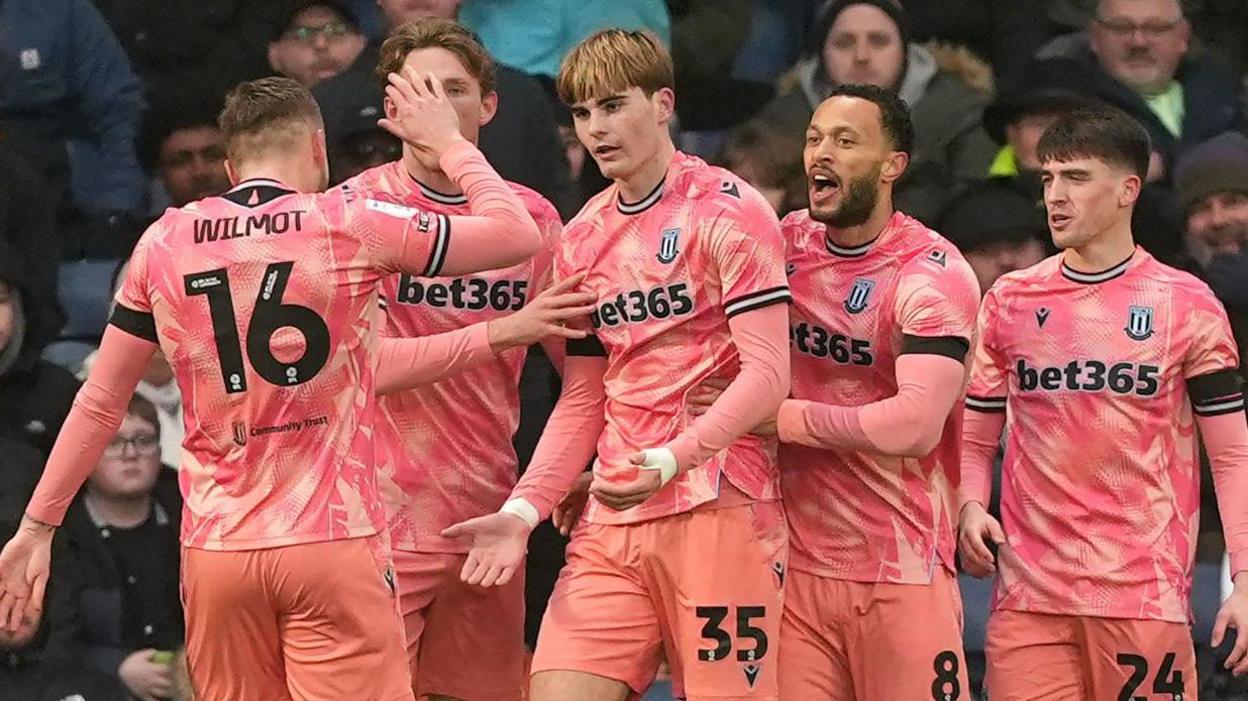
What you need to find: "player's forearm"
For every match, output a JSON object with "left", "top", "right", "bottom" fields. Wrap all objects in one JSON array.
[
  {"left": 27, "top": 327, "right": 153, "bottom": 525},
  {"left": 1196, "top": 410, "right": 1248, "bottom": 577},
  {"left": 958, "top": 408, "right": 1006, "bottom": 512},
  {"left": 667, "top": 304, "right": 790, "bottom": 471},
  {"left": 373, "top": 324, "right": 496, "bottom": 395},
  {"left": 506, "top": 356, "right": 607, "bottom": 523},
  {"left": 438, "top": 141, "right": 541, "bottom": 275},
  {"left": 776, "top": 354, "right": 965, "bottom": 458}
]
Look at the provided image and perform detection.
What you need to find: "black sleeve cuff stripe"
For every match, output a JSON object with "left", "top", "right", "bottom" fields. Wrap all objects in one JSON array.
[
  {"left": 900, "top": 334, "right": 971, "bottom": 362},
  {"left": 423, "top": 214, "right": 450, "bottom": 277},
  {"left": 109, "top": 304, "right": 158, "bottom": 343},
  {"left": 1193, "top": 397, "right": 1245, "bottom": 416},
  {"left": 724, "top": 286, "right": 792, "bottom": 318},
  {"left": 566, "top": 335, "right": 607, "bottom": 357},
  {"left": 965, "top": 394, "right": 1006, "bottom": 413},
  {"left": 1187, "top": 368, "right": 1242, "bottom": 403}
]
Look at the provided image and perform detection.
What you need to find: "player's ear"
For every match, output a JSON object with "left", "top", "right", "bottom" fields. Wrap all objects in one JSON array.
[
  {"left": 479, "top": 91, "right": 499, "bottom": 127},
  {"left": 383, "top": 94, "right": 398, "bottom": 120},
  {"left": 1119, "top": 172, "right": 1142, "bottom": 208},
  {"left": 880, "top": 151, "right": 909, "bottom": 184},
  {"left": 653, "top": 87, "right": 676, "bottom": 125}
]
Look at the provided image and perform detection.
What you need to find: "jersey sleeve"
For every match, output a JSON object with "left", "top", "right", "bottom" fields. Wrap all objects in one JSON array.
[
  {"left": 709, "top": 198, "right": 792, "bottom": 318},
  {"left": 109, "top": 231, "right": 158, "bottom": 343},
  {"left": 965, "top": 284, "right": 1008, "bottom": 414},
  {"left": 893, "top": 249, "right": 980, "bottom": 361},
  {"left": 1182, "top": 289, "right": 1242, "bottom": 417}
]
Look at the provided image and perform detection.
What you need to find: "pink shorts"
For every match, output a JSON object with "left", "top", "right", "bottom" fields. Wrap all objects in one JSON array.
[
  {"left": 986, "top": 609, "right": 1197, "bottom": 700},
  {"left": 393, "top": 550, "right": 527, "bottom": 701},
  {"left": 531, "top": 495, "right": 788, "bottom": 700},
  {"left": 779, "top": 566, "right": 969, "bottom": 700}
]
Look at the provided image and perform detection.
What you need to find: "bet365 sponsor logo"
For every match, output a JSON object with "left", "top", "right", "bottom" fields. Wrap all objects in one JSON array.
[
  {"left": 394, "top": 274, "right": 527, "bottom": 311},
  {"left": 1016, "top": 359, "right": 1161, "bottom": 397},
  {"left": 790, "top": 322, "right": 874, "bottom": 365},
  {"left": 591, "top": 282, "right": 694, "bottom": 328}
]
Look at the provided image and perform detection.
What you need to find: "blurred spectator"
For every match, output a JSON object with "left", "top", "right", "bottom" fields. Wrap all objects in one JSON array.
[
  {"left": 1175, "top": 131, "right": 1248, "bottom": 270},
  {"left": 80, "top": 259, "right": 184, "bottom": 466},
  {"left": 138, "top": 99, "right": 231, "bottom": 211},
  {"left": 0, "top": 140, "right": 64, "bottom": 350},
  {"left": 0, "top": 241, "right": 80, "bottom": 456},
  {"left": 457, "top": 0, "right": 670, "bottom": 80},
  {"left": 269, "top": 0, "right": 369, "bottom": 88},
  {"left": 939, "top": 182, "right": 1050, "bottom": 294},
  {"left": 327, "top": 104, "right": 402, "bottom": 185},
  {"left": 91, "top": 0, "right": 285, "bottom": 110},
  {"left": 978, "top": 57, "right": 1185, "bottom": 263},
  {"left": 667, "top": 0, "right": 774, "bottom": 132},
  {"left": 900, "top": 0, "right": 1049, "bottom": 94},
  {"left": 715, "top": 120, "right": 808, "bottom": 216},
  {"left": 313, "top": 6, "right": 577, "bottom": 216},
  {"left": 56, "top": 394, "right": 184, "bottom": 701},
  {"left": 1039, "top": 0, "right": 1241, "bottom": 176},
  {"left": 0, "top": 0, "right": 145, "bottom": 221},
  {"left": 759, "top": 0, "right": 997, "bottom": 224}
]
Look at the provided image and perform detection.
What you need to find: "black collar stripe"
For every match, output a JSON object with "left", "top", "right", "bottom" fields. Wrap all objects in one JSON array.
[
  {"left": 414, "top": 178, "right": 468, "bottom": 205},
  {"left": 825, "top": 237, "right": 877, "bottom": 258},
  {"left": 1061, "top": 254, "right": 1134, "bottom": 284},
  {"left": 617, "top": 180, "right": 665, "bottom": 215}
]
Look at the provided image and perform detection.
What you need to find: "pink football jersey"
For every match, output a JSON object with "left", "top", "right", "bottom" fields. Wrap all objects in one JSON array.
[
  {"left": 557, "top": 151, "right": 791, "bottom": 525},
  {"left": 348, "top": 162, "right": 561, "bottom": 553},
  {"left": 781, "top": 210, "right": 980, "bottom": 583},
  {"left": 966, "top": 248, "right": 1241, "bottom": 622},
  {"left": 112, "top": 177, "right": 449, "bottom": 550}
]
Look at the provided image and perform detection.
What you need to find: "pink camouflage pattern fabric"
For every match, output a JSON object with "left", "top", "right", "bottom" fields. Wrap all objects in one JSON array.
[
  {"left": 347, "top": 161, "right": 562, "bottom": 553},
  {"left": 966, "top": 248, "right": 1240, "bottom": 622},
  {"left": 544, "top": 151, "right": 791, "bottom": 526},
  {"left": 781, "top": 209, "right": 981, "bottom": 583},
  {"left": 113, "top": 177, "right": 448, "bottom": 551}
]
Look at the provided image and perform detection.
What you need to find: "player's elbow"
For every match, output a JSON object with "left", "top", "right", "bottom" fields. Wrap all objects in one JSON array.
[
  {"left": 502, "top": 214, "right": 543, "bottom": 267},
  {"left": 879, "top": 423, "right": 943, "bottom": 458}
]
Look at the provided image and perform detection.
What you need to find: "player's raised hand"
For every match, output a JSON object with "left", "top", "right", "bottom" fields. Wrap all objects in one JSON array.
[
  {"left": 958, "top": 502, "right": 1005, "bottom": 577},
  {"left": 487, "top": 273, "right": 598, "bottom": 352},
  {"left": 441, "top": 512, "right": 529, "bottom": 588},
  {"left": 378, "top": 67, "right": 467, "bottom": 159},
  {"left": 552, "top": 472, "right": 593, "bottom": 536},
  {"left": 0, "top": 515, "right": 53, "bottom": 634},
  {"left": 1213, "top": 573, "right": 1248, "bottom": 676}
]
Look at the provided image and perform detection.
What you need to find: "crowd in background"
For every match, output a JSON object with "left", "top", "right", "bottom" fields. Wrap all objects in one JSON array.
[{"left": 2, "top": 0, "right": 1248, "bottom": 698}]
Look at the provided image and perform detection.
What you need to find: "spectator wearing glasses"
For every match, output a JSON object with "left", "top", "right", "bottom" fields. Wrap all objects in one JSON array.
[
  {"left": 269, "top": 0, "right": 368, "bottom": 88},
  {"left": 55, "top": 394, "right": 184, "bottom": 701},
  {"left": 1040, "top": 0, "right": 1241, "bottom": 174}
]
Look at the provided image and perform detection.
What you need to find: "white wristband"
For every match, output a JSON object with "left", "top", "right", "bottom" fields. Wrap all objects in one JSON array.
[
  {"left": 638, "top": 447, "right": 679, "bottom": 486},
  {"left": 499, "top": 498, "right": 540, "bottom": 529}
]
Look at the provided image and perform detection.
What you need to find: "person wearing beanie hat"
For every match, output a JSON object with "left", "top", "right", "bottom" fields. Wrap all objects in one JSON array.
[
  {"left": 938, "top": 181, "right": 1050, "bottom": 294},
  {"left": 268, "top": 0, "right": 368, "bottom": 87},
  {"left": 1175, "top": 131, "right": 1248, "bottom": 269},
  {"left": 757, "top": 0, "right": 997, "bottom": 224}
]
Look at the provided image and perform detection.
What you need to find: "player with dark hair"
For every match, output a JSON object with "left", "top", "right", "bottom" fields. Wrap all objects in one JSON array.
[{"left": 960, "top": 105, "right": 1248, "bottom": 698}]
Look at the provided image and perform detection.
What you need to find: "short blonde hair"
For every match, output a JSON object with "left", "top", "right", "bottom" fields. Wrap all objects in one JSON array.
[
  {"left": 556, "top": 29, "right": 674, "bottom": 106},
  {"left": 218, "top": 77, "right": 323, "bottom": 164},
  {"left": 377, "top": 19, "right": 496, "bottom": 95}
]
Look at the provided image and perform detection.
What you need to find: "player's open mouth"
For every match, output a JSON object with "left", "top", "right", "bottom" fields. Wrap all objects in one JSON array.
[
  {"left": 809, "top": 172, "right": 840, "bottom": 202},
  {"left": 594, "top": 145, "right": 621, "bottom": 159},
  {"left": 1050, "top": 213, "right": 1073, "bottom": 229}
]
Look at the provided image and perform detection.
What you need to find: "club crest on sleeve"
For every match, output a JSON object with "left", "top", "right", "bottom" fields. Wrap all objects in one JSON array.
[
  {"left": 926, "top": 248, "right": 948, "bottom": 267},
  {"left": 1125, "top": 305, "right": 1154, "bottom": 341},
  {"left": 843, "top": 277, "right": 875, "bottom": 314},
  {"left": 658, "top": 227, "right": 681, "bottom": 264},
  {"left": 416, "top": 211, "right": 433, "bottom": 233}
]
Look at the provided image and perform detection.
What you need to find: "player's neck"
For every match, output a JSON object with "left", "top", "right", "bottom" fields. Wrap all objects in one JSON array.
[
  {"left": 402, "top": 148, "right": 459, "bottom": 195},
  {"left": 822, "top": 202, "right": 895, "bottom": 250},
  {"left": 616, "top": 140, "right": 676, "bottom": 203},
  {"left": 85, "top": 490, "right": 152, "bottom": 530},
  {"left": 1065, "top": 222, "right": 1137, "bottom": 272},
  {"left": 234, "top": 159, "right": 316, "bottom": 193}
]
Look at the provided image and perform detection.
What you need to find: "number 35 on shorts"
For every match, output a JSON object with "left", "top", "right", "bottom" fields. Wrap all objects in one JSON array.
[{"left": 695, "top": 605, "right": 770, "bottom": 688}]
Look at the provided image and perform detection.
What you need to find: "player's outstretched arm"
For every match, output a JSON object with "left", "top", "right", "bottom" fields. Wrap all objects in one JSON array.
[
  {"left": 0, "top": 325, "right": 155, "bottom": 632},
  {"left": 374, "top": 68, "right": 541, "bottom": 276},
  {"left": 374, "top": 275, "right": 596, "bottom": 394},
  {"left": 1198, "top": 407, "right": 1248, "bottom": 675},
  {"left": 440, "top": 353, "right": 607, "bottom": 587}
]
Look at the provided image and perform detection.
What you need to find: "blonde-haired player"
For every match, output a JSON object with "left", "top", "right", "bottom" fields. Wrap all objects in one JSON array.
[{"left": 444, "top": 30, "right": 792, "bottom": 701}]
